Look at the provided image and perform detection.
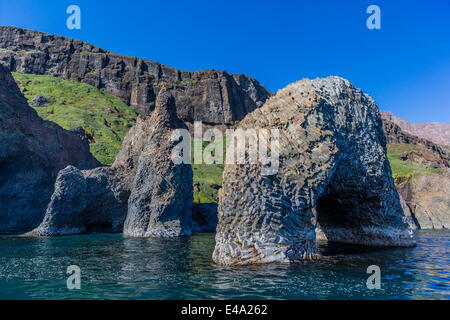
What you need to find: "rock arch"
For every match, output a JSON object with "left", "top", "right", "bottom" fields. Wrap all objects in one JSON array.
[{"left": 213, "top": 77, "right": 415, "bottom": 266}]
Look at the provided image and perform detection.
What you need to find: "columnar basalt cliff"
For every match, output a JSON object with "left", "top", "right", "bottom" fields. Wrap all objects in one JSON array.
[
  {"left": 0, "top": 65, "right": 99, "bottom": 233},
  {"left": 213, "top": 77, "right": 415, "bottom": 266},
  {"left": 28, "top": 88, "right": 193, "bottom": 236},
  {"left": 0, "top": 26, "right": 271, "bottom": 124}
]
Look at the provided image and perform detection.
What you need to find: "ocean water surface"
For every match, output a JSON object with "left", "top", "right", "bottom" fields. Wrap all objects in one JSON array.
[{"left": 0, "top": 230, "right": 448, "bottom": 299}]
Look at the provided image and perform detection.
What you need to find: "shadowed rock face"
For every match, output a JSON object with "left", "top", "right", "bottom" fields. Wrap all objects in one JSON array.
[
  {"left": 213, "top": 77, "right": 415, "bottom": 266},
  {"left": 0, "top": 26, "right": 271, "bottom": 124},
  {"left": 28, "top": 88, "right": 192, "bottom": 237},
  {"left": 28, "top": 165, "right": 129, "bottom": 236},
  {"left": 192, "top": 203, "right": 218, "bottom": 233},
  {"left": 0, "top": 64, "right": 99, "bottom": 233}
]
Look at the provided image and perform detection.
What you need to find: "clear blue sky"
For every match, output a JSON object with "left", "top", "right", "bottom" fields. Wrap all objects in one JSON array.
[{"left": 1, "top": 0, "right": 449, "bottom": 123}]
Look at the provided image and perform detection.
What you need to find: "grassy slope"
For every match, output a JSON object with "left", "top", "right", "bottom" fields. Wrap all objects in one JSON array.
[
  {"left": 13, "top": 73, "right": 138, "bottom": 165},
  {"left": 193, "top": 164, "right": 223, "bottom": 203},
  {"left": 387, "top": 143, "right": 443, "bottom": 182},
  {"left": 192, "top": 138, "right": 226, "bottom": 203}
]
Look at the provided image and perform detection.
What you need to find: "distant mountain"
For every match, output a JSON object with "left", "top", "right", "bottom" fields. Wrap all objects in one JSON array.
[
  {"left": 381, "top": 111, "right": 450, "bottom": 146},
  {"left": 0, "top": 26, "right": 271, "bottom": 125}
]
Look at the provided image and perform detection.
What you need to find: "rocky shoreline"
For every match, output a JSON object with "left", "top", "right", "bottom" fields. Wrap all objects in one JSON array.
[{"left": 1, "top": 27, "right": 448, "bottom": 266}]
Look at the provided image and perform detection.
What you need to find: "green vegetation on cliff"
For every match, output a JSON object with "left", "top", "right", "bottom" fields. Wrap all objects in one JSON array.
[
  {"left": 191, "top": 137, "right": 227, "bottom": 204},
  {"left": 13, "top": 73, "right": 138, "bottom": 165},
  {"left": 193, "top": 164, "right": 223, "bottom": 203},
  {"left": 387, "top": 143, "right": 443, "bottom": 182}
]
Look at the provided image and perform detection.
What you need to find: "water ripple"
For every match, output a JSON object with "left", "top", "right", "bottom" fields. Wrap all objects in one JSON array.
[{"left": 0, "top": 230, "right": 448, "bottom": 299}]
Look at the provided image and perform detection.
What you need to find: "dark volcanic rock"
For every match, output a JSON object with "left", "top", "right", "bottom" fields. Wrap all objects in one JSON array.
[
  {"left": 0, "top": 26, "right": 271, "bottom": 124},
  {"left": 29, "top": 88, "right": 193, "bottom": 236},
  {"left": 29, "top": 166, "right": 88, "bottom": 236},
  {"left": 213, "top": 77, "right": 414, "bottom": 266},
  {"left": 123, "top": 88, "right": 193, "bottom": 237},
  {"left": 0, "top": 64, "right": 99, "bottom": 233},
  {"left": 27, "top": 165, "right": 130, "bottom": 236},
  {"left": 192, "top": 203, "right": 218, "bottom": 233},
  {"left": 30, "top": 95, "right": 48, "bottom": 107}
]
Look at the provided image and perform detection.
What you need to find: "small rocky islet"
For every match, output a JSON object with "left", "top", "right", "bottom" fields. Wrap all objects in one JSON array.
[{"left": 0, "top": 26, "right": 449, "bottom": 266}]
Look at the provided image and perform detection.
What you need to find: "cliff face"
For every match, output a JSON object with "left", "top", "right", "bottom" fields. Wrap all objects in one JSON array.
[
  {"left": 213, "top": 77, "right": 414, "bottom": 266},
  {"left": 383, "top": 119, "right": 450, "bottom": 168},
  {"left": 381, "top": 111, "right": 450, "bottom": 147},
  {"left": 382, "top": 118, "right": 450, "bottom": 230},
  {"left": 397, "top": 174, "right": 450, "bottom": 229},
  {"left": 0, "top": 65, "right": 99, "bottom": 233},
  {"left": 0, "top": 26, "right": 271, "bottom": 124}
]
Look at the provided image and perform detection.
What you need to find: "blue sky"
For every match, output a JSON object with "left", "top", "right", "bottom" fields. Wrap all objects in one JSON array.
[{"left": 1, "top": 0, "right": 449, "bottom": 123}]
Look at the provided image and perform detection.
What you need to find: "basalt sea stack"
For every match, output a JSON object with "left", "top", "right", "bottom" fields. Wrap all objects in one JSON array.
[
  {"left": 213, "top": 77, "right": 415, "bottom": 266},
  {"left": 123, "top": 88, "right": 193, "bottom": 237},
  {"left": 29, "top": 88, "right": 193, "bottom": 236}
]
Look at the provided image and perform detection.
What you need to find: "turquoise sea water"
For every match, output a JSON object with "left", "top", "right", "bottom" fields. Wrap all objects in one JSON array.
[{"left": 0, "top": 230, "right": 448, "bottom": 300}]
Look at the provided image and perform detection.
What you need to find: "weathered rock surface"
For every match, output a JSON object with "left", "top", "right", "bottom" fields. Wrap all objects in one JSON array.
[
  {"left": 0, "top": 64, "right": 99, "bottom": 233},
  {"left": 28, "top": 88, "right": 193, "bottom": 236},
  {"left": 30, "top": 95, "right": 48, "bottom": 107},
  {"left": 213, "top": 77, "right": 415, "bottom": 266},
  {"left": 29, "top": 166, "right": 88, "bottom": 236},
  {"left": 381, "top": 111, "right": 450, "bottom": 147},
  {"left": 0, "top": 26, "right": 271, "bottom": 124},
  {"left": 397, "top": 173, "right": 450, "bottom": 229},
  {"left": 26, "top": 165, "right": 130, "bottom": 236},
  {"left": 123, "top": 88, "right": 193, "bottom": 237}
]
